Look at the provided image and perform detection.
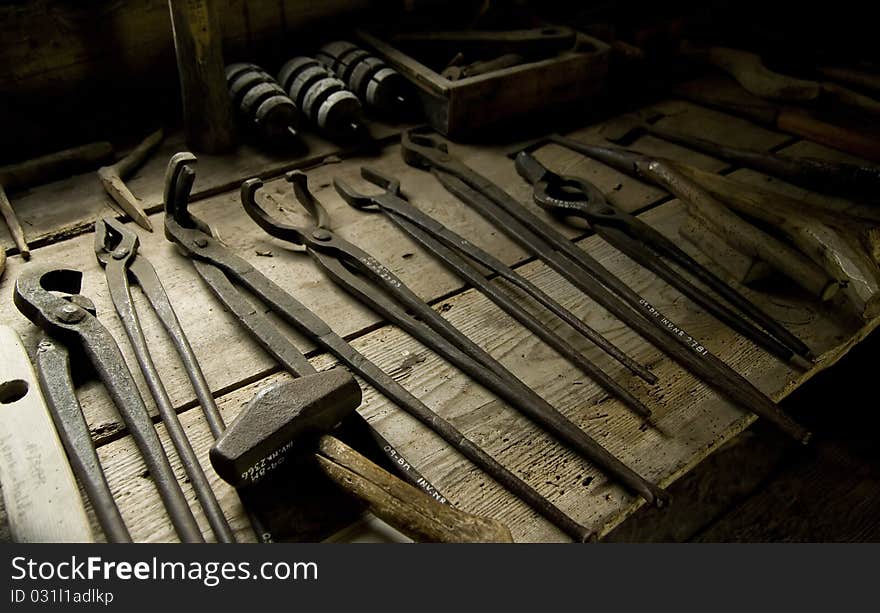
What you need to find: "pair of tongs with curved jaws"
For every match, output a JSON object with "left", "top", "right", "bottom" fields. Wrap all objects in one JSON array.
[
  {"left": 399, "top": 129, "right": 812, "bottom": 445},
  {"left": 14, "top": 265, "right": 204, "bottom": 542},
  {"left": 164, "top": 152, "right": 594, "bottom": 542},
  {"left": 94, "top": 217, "right": 236, "bottom": 543},
  {"left": 241, "top": 170, "right": 670, "bottom": 509},
  {"left": 514, "top": 150, "right": 813, "bottom": 370},
  {"left": 332, "top": 166, "right": 658, "bottom": 423}
]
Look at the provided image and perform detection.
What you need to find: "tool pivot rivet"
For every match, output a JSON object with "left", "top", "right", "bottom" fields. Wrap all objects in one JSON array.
[
  {"left": 312, "top": 229, "right": 331, "bottom": 241},
  {"left": 194, "top": 238, "right": 208, "bottom": 248},
  {"left": 112, "top": 248, "right": 128, "bottom": 260},
  {"left": 55, "top": 303, "right": 85, "bottom": 323}
]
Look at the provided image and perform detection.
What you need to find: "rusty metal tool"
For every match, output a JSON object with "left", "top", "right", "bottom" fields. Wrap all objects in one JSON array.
[
  {"left": 674, "top": 79, "right": 880, "bottom": 163},
  {"left": 0, "top": 141, "right": 114, "bottom": 259},
  {"left": 606, "top": 113, "right": 880, "bottom": 202},
  {"left": 0, "top": 326, "right": 94, "bottom": 542},
  {"left": 33, "top": 332, "right": 132, "bottom": 543},
  {"left": 333, "top": 166, "right": 657, "bottom": 391},
  {"left": 213, "top": 376, "right": 513, "bottom": 542},
  {"left": 316, "top": 41, "right": 413, "bottom": 117},
  {"left": 277, "top": 57, "right": 365, "bottom": 143},
  {"left": 94, "top": 217, "right": 235, "bottom": 542},
  {"left": 514, "top": 150, "right": 813, "bottom": 368},
  {"left": 226, "top": 64, "right": 303, "bottom": 148},
  {"left": 98, "top": 129, "right": 163, "bottom": 231},
  {"left": 240, "top": 169, "right": 668, "bottom": 507},
  {"left": 164, "top": 151, "right": 593, "bottom": 542},
  {"left": 546, "top": 136, "right": 838, "bottom": 303},
  {"left": 400, "top": 129, "right": 811, "bottom": 444},
  {"left": 14, "top": 265, "right": 205, "bottom": 542}
]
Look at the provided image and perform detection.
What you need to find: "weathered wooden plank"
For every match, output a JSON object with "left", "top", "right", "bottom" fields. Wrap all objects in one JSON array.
[
  {"left": 0, "top": 123, "right": 404, "bottom": 253},
  {"left": 2, "top": 96, "right": 874, "bottom": 542},
  {"left": 18, "top": 198, "right": 865, "bottom": 543},
  {"left": 0, "top": 100, "right": 735, "bottom": 437}
]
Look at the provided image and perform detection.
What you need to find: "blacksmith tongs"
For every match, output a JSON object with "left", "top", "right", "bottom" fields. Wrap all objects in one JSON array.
[
  {"left": 163, "top": 152, "right": 594, "bottom": 542},
  {"left": 94, "top": 217, "right": 236, "bottom": 542},
  {"left": 14, "top": 265, "right": 204, "bottom": 542},
  {"left": 240, "top": 169, "right": 669, "bottom": 508},
  {"left": 513, "top": 150, "right": 812, "bottom": 370}
]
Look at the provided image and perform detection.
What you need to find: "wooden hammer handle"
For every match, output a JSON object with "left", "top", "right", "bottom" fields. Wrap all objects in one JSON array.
[
  {"left": 642, "top": 160, "right": 838, "bottom": 301},
  {"left": 316, "top": 435, "right": 514, "bottom": 543}
]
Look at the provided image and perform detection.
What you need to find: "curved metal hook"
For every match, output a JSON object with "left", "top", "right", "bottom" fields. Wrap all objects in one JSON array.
[
  {"left": 286, "top": 171, "right": 331, "bottom": 230},
  {"left": 332, "top": 166, "right": 402, "bottom": 212},
  {"left": 94, "top": 217, "right": 138, "bottom": 266},
  {"left": 239, "top": 176, "right": 309, "bottom": 246}
]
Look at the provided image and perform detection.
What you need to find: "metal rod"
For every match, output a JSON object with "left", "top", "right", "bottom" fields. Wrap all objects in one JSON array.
[{"left": 431, "top": 168, "right": 810, "bottom": 444}]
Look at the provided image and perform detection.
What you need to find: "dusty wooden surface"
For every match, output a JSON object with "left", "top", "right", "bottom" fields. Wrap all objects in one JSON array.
[{"left": 0, "top": 90, "right": 875, "bottom": 542}]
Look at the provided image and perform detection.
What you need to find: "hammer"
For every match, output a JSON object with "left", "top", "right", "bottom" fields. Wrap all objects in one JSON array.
[
  {"left": 211, "top": 372, "right": 514, "bottom": 543},
  {"left": 97, "top": 129, "right": 164, "bottom": 231},
  {"left": 0, "top": 141, "right": 114, "bottom": 259}
]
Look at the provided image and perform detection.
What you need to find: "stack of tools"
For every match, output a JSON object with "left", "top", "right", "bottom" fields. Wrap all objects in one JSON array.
[
  {"left": 316, "top": 41, "right": 412, "bottom": 117},
  {"left": 164, "top": 153, "right": 596, "bottom": 542},
  {"left": 588, "top": 108, "right": 880, "bottom": 321},
  {"left": 225, "top": 63, "right": 302, "bottom": 148},
  {"left": 277, "top": 57, "right": 366, "bottom": 143},
  {"left": 400, "top": 129, "right": 813, "bottom": 447}
]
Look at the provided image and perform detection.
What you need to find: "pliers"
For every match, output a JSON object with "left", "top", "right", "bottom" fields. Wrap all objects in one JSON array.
[
  {"left": 240, "top": 167, "right": 668, "bottom": 508},
  {"left": 399, "top": 128, "right": 811, "bottom": 444},
  {"left": 163, "top": 151, "right": 594, "bottom": 542},
  {"left": 94, "top": 217, "right": 236, "bottom": 543},
  {"left": 513, "top": 150, "right": 813, "bottom": 369},
  {"left": 332, "top": 166, "right": 658, "bottom": 419},
  {"left": 14, "top": 265, "right": 204, "bottom": 542}
]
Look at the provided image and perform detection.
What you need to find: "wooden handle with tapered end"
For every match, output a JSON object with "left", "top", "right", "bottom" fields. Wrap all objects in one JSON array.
[
  {"left": 0, "top": 326, "right": 94, "bottom": 542},
  {"left": 168, "top": 0, "right": 236, "bottom": 153},
  {"left": 316, "top": 435, "right": 514, "bottom": 543}
]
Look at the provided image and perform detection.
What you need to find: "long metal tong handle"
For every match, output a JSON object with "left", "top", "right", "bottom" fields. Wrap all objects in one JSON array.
[
  {"left": 336, "top": 167, "right": 656, "bottom": 383},
  {"left": 34, "top": 335, "right": 132, "bottom": 543},
  {"left": 14, "top": 268, "right": 204, "bottom": 542}
]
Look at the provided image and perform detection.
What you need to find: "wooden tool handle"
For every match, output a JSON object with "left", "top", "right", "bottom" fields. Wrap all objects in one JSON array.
[
  {"left": 777, "top": 108, "right": 880, "bottom": 163},
  {"left": 0, "top": 184, "right": 29, "bottom": 259},
  {"left": 643, "top": 160, "right": 837, "bottom": 301},
  {"left": 679, "top": 214, "right": 773, "bottom": 286},
  {"left": 0, "top": 142, "right": 113, "bottom": 189},
  {"left": 682, "top": 43, "right": 820, "bottom": 102},
  {"left": 109, "top": 128, "right": 164, "bottom": 178},
  {"left": 168, "top": 0, "right": 236, "bottom": 153},
  {"left": 316, "top": 435, "right": 514, "bottom": 543},
  {"left": 675, "top": 164, "right": 880, "bottom": 319},
  {"left": 0, "top": 326, "right": 94, "bottom": 542}
]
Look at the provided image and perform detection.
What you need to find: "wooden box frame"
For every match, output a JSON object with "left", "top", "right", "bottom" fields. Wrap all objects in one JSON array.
[{"left": 356, "top": 29, "right": 611, "bottom": 137}]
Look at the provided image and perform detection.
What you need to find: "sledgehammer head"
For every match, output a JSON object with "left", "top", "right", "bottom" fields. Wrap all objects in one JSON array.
[{"left": 210, "top": 369, "right": 361, "bottom": 488}]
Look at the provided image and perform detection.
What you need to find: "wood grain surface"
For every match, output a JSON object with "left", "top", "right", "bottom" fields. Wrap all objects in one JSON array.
[{"left": 0, "top": 88, "right": 875, "bottom": 542}]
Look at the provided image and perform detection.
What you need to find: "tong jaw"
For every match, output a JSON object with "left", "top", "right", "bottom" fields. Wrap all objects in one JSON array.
[
  {"left": 239, "top": 171, "right": 333, "bottom": 246},
  {"left": 400, "top": 128, "right": 450, "bottom": 168},
  {"left": 13, "top": 265, "right": 93, "bottom": 336},
  {"left": 333, "top": 166, "right": 403, "bottom": 212},
  {"left": 94, "top": 217, "right": 139, "bottom": 266},
  {"left": 163, "top": 152, "right": 213, "bottom": 239}
]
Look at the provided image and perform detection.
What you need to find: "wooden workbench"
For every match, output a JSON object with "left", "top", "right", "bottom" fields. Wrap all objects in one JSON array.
[{"left": 1, "top": 80, "right": 876, "bottom": 542}]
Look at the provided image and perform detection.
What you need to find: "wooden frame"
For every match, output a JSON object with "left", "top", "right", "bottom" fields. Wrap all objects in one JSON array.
[{"left": 357, "top": 29, "right": 611, "bottom": 137}]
